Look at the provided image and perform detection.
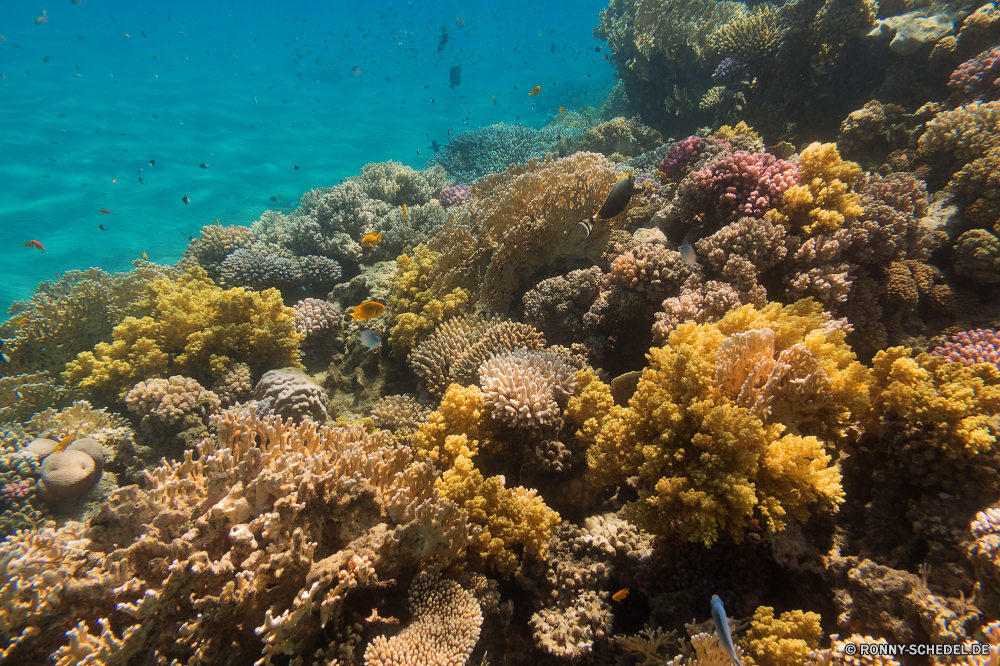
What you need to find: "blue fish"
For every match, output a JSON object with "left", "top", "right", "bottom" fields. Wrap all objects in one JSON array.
[
  {"left": 679, "top": 244, "right": 700, "bottom": 269},
  {"left": 711, "top": 595, "right": 743, "bottom": 666},
  {"left": 358, "top": 330, "right": 381, "bottom": 352}
]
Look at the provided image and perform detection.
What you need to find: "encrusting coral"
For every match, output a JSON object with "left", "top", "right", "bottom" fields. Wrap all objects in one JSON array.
[
  {"left": 63, "top": 267, "right": 302, "bottom": 403},
  {"left": 569, "top": 300, "right": 866, "bottom": 545}
]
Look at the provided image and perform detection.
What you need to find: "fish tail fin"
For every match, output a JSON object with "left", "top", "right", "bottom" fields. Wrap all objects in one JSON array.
[{"left": 575, "top": 218, "right": 593, "bottom": 239}]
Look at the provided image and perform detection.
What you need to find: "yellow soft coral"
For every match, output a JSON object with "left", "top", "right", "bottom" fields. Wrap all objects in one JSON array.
[
  {"left": 578, "top": 300, "right": 863, "bottom": 546},
  {"left": 387, "top": 244, "right": 470, "bottom": 357},
  {"left": 769, "top": 142, "right": 863, "bottom": 236},
  {"left": 63, "top": 267, "right": 302, "bottom": 402},
  {"left": 437, "top": 454, "right": 560, "bottom": 577},
  {"left": 410, "top": 384, "right": 500, "bottom": 468},
  {"left": 741, "top": 606, "right": 823, "bottom": 666},
  {"left": 868, "top": 347, "right": 1000, "bottom": 456}
]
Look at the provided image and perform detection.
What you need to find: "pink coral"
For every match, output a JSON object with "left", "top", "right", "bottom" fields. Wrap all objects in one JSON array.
[
  {"left": 948, "top": 46, "right": 1000, "bottom": 98},
  {"left": 293, "top": 298, "right": 341, "bottom": 337},
  {"left": 607, "top": 243, "right": 691, "bottom": 301},
  {"left": 439, "top": 184, "right": 471, "bottom": 208},
  {"left": 693, "top": 151, "right": 799, "bottom": 221},
  {"left": 930, "top": 328, "right": 1000, "bottom": 368}
]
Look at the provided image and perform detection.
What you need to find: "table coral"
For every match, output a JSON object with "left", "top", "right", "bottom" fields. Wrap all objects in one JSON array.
[
  {"left": 63, "top": 267, "right": 302, "bottom": 402},
  {"left": 427, "top": 152, "right": 631, "bottom": 312},
  {"left": 580, "top": 301, "right": 866, "bottom": 545},
  {"left": 437, "top": 454, "right": 560, "bottom": 576},
  {"left": 425, "top": 122, "right": 564, "bottom": 183},
  {"left": 868, "top": 347, "right": 1000, "bottom": 456},
  {"left": 387, "top": 245, "right": 471, "bottom": 357},
  {"left": 771, "top": 142, "right": 863, "bottom": 236},
  {"left": 363, "top": 573, "right": 482, "bottom": 666}
]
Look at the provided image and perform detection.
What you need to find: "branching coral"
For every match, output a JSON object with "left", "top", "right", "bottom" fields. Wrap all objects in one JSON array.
[
  {"left": 370, "top": 394, "right": 431, "bottom": 433},
  {"left": 918, "top": 101, "right": 1000, "bottom": 160},
  {"left": 692, "top": 151, "right": 799, "bottom": 223},
  {"left": 178, "top": 224, "right": 252, "bottom": 280},
  {"left": 427, "top": 152, "right": 631, "bottom": 312},
  {"left": 63, "top": 267, "right": 302, "bottom": 402},
  {"left": 293, "top": 298, "right": 341, "bottom": 338},
  {"left": 954, "top": 229, "right": 1000, "bottom": 283},
  {"left": 742, "top": 606, "right": 823, "bottom": 666},
  {"left": 770, "top": 142, "right": 863, "bottom": 236},
  {"left": 931, "top": 329, "right": 1000, "bottom": 368},
  {"left": 868, "top": 346, "right": 1000, "bottom": 456},
  {"left": 125, "top": 375, "right": 221, "bottom": 426},
  {"left": 478, "top": 348, "right": 579, "bottom": 427},
  {"left": 387, "top": 245, "right": 471, "bottom": 357},
  {"left": 522, "top": 267, "right": 603, "bottom": 344},
  {"left": 708, "top": 3, "right": 784, "bottom": 65},
  {"left": 607, "top": 242, "right": 692, "bottom": 302},
  {"left": 576, "top": 116, "right": 663, "bottom": 158},
  {"left": 577, "top": 301, "right": 866, "bottom": 545}
]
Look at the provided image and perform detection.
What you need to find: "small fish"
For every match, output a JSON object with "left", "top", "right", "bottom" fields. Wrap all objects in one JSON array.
[
  {"left": 14, "top": 390, "right": 23, "bottom": 400},
  {"left": 575, "top": 174, "right": 634, "bottom": 239},
  {"left": 199, "top": 162, "right": 209, "bottom": 168},
  {"left": 449, "top": 65, "right": 461, "bottom": 89},
  {"left": 428, "top": 140, "right": 441, "bottom": 153},
  {"left": 215, "top": 218, "right": 221, "bottom": 226},
  {"left": 528, "top": 85, "right": 542, "bottom": 97},
  {"left": 269, "top": 196, "right": 277, "bottom": 201},
  {"left": 437, "top": 27, "right": 449, "bottom": 52},
  {"left": 51, "top": 424, "right": 83, "bottom": 454},
  {"left": 149, "top": 159, "right": 155, "bottom": 166},
  {"left": 181, "top": 195, "right": 190, "bottom": 204},
  {"left": 34, "top": 11, "right": 48, "bottom": 24},
  {"left": 100, "top": 208, "right": 113, "bottom": 214},
  {"left": 15, "top": 317, "right": 30, "bottom": 326},
  {"left": 41, "top": 55, "right": 52, "bottom": 63},
  {"left": 141, "top": 251, "right": 148, "bottom": 260},
  {"left": 99, "top": 224, "right": 107, "bottom": 231},
  {"left": 679, "top": 244, "right": 700, "bottom": 269},
  {"left": 711, "top": 595, "right": 744, "bottom": 666},
  {"left": 347, "top": 301, "right": 385, "bottom": 322},
  {"left": 357, "top": 329, "right": 381, "bottom": 352},
  {"left": 351, "top": 66, "right": 362, "bottom": 75},
  {"left": 384, "top": 76, "right": 391, "bottom": 82},
  {"left": 402, "top": 204, "right": 407, "bottom": 221},
  {"left": 612, "top": 588, "right": 629, "bottom": 602},
  {"left": 22, "top": 240, "right": 46, "bottom": 251},
  {"left": 138, "top": 177, "right": 145, "bottom": 184},
  {"left": 558, "top": 106, "right": 566, "bottom": 113},
  {"left": 293, "top": 164, "right": 299, "bottom": 170},
  {"left": 361, "top": 231, "right": 382, "bottom": 247}
]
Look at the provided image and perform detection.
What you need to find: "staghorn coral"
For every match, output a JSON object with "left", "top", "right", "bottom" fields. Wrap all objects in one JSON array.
[
  {"left": 178, "top": 224, "right": 252, "bottom": 280},
  {"left": 576, "top": 116, "right": 663, "bottom": 158},
  {"left": 363, "top": 573, "right": 482, "bottom": 666},
  {"left": 427, "top": 152, "right": 633, "bottom": 312},
  {"left": 867, "top": 346, "right": 1000, "bottom": 457},
  {"left": 478, "top": 348, "right": 579, "bottom": 428},
  {"left": 692, "top": 151, "right": 799, "bottom": 223},
  {"left": 369, "top": 394, "right": 431, "bottom": 433},
  {"left": 522, "top": 267, "right": 604, "bottom": 344},
  {"left": 293, "top": 298, "right": 342, "bottom": 338},
  {"left": 771, "top": 143, "right": 863, "bottom": 237},
  {"left": 742, "top": 606, "right": 823, "bottom": 666},
  {"left": 210, "top": 362, "right": 253, "bottom": 408},
  {"left": 254, "top": 369, "right": 330, "bottom": 424},
  {"left": 918, "top": 101, "right": 1000, "bottom": 160},
  {"left": 63, "top": 267, "right": 302, "bottom": 403},
  {"left": 708, "top": 3, "right": 784, "bottom": 65},
  {"left": 437, "top": 454, "right": 561, "bottom": 577},
  {"left": 426, "top": 123, "right": 566, "bottom": 183},
  {"left": 954, "top": 229, "right": 1000, "bottom": 283},
  {"left": 931, "top": 328, "right": 1000, "bottom": 368},
  {"left": 607, "top": 242, "right": 692, "bottom": 302},
  {"left": 578, "top": 301, "right": 866, "bottom": 545},
  {"left": 125, "top": 375, "right": 221, "bottom": 426},
  {"left": 408, "top": 313, "right": 545, "bottom": 399},
  {"left": 387, "top": 245, "right": 471, "bottom": 357}
]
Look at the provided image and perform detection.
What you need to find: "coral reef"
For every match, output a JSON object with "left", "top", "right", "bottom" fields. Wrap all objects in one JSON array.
[
  {"left": 254, "top": 369, "right": 330, "bottom": 424},
  {"left": 210, "top": 362, "right": 253, "bottom": 408},
  {"left": 931, "top": 328, "right": 1000, "bottom": 367},
  {"left": 692, "top": 150, "right": 799, "bottom": 223},
  {"left": 770, "top": 142, "right": 863, "bottom": 237},
  {"left": 426, "top": 123, "right": 566, "bottom": 183},
  {"left": 522, "top": 267, "right": 604, "bottom": 345},
  {"left": 369, "top": 394, "right": 431, "bottom": 433},
  {"left": 576, "top": 116, "right": 663, "bottom": 158}
]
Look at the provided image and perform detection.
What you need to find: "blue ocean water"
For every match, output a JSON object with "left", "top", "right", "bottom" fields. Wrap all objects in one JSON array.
[{"left": 0, "top": 0, "right": 614, "bottom": 312}]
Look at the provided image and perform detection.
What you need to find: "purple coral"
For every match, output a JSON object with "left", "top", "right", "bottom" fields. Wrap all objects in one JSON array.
[
  {"left": 930, "top": 328, "right": 1000, "bottom": 367},
  {"left": 0, "top": 479, "right": 34, "bottom": 503},
  {"left": 948, "top": 46, "right": 1000, "bottom": 97},
  {"left": 693, "top": 151, "right": 799, "bottom": 221},
  {"left": 657, "top": 136, "right": 702, "bottom": 181},
  {"left": 439, "top": 184, "right": 471, "bottom": 208}
]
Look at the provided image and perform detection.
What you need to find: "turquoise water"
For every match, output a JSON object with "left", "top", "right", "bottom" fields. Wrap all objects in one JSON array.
[{"left": 0, "top": 0, "right": 614, "bottom": 311}]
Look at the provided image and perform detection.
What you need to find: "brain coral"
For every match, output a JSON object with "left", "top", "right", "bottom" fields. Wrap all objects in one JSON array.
[
  {"left": 254, "top": 369, "right": 330, "bottom": 424},
  {"left": 63, "top": 267, "right": 302, "bottom": 402},
  {"left": 363, "top": 573, "right": 482, "bottom": 666},
  {"left": 567, "top": 300, "right": 867, "bottom": 545}
]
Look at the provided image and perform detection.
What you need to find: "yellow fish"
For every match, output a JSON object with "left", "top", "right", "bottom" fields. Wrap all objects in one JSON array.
[
  {"left": 612, "top": 588, "right": 629, "bottom": 602},
  {"left": 528, "top": 85, "right": 542, "bottom": 97},
  {"left": 141, "top": 251, "right": 148, "bottom": 260},
  {"left": 52, "top": 423, "right": 83, "bottom": 454},
  {"left": 402, "top": 204, "right": 407, "bottom": 222},
  {"left": 361, "top": 231, "right": 382, "bottom": 247},
  {"left": 558, "top": 106, "right": 566, "bottom": 114},
  {"left": 347, "top": 301, "right": 386, "bottom": 322}
]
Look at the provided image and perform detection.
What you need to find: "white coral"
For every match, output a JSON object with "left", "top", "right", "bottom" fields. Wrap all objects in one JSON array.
[{"left": 478, "top": 348, "right": 579, "bottom": 427}]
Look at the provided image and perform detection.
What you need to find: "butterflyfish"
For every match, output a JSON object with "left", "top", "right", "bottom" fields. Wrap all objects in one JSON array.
[
  {"left": 679, "top": 244, "right": 700, "bottom": 269},
  {"left": 574, "top": 174, "right": 634, "bottom": 239},
  {"left": 347, "top": 301, "right": 386, "bottom": 322},
  {"left": 711, "top": 595, "right": 744, "bottom": 666},
  {"left": 612, "top": 588, "right": 629, "bottom": 602},
  {"left": 528, "top": 85, "right": 542, "bottom": 97},
  {"left": 357, "top": 329, "right": 381, "bottom": 352},
  {"left": 361, "top": 231, "right": 382, "bottom": 247},
  {"left": 22, "top": 240, "right": 47, "bottom": 251}
]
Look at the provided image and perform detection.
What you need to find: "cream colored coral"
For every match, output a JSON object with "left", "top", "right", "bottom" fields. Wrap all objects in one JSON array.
[
  {"left": 808, "top": 635, "right": 902, "bottom": 665},
  {"left": 479, "top": 348, "right": 579, "bottom": 427},
  {"left": 919, "top": 101, "right": 1000, "bottom": 160},
  {"left": 125, "top": 375, "right": 221, "bottom": 425},
  {"left": 364, "top": 573, "right": 482, "bottom": 666},
  {"left": 370, "top": 394, "right": 431, "bottom": 432}
]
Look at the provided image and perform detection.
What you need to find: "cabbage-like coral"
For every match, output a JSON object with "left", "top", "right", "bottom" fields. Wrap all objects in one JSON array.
[
  {"left": 742, "top": 606, "right": 823, "bottom": 666},
  {"left": 410, "top": 384, "right": 498, "bottom": 469},
  {"left": 572, "top": 300, "right": 866, "bottom": 545},
  {"left": 770, "top": 142, "right": 863, "bottom": 236},
  {"left": 387, "top": 245, "right": 471, "bottom": 357},
  {"left": 63, "top": 268, "right": 302, "bottom": 402},
  {"left": 868, "top": 347, "right": 1000, "bottom": 456},
  {"left": 177, "top": 224, "right": 252, "bottom": 280}
]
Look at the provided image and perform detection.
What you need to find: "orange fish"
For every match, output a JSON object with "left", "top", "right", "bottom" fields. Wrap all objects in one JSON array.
[
  {"left": 22, "top": 240, "right": 46, "bottom": 251},
  {"left": 612, "top": 588, "right": 629, "bottom": 602},
  {"left": 558, "top": 106, "right": 566, "bottom": 114},
  {"left": 141, "top": 252, "right": 148, "bottom": 260},
  {"left": 347, "top": 301, "right": 385, "bottom": 322},
  {"left": 361, "top": 231, "right": 382, "bottom": 247},
  {"left": 528, "top": 85, "right": 542, "bottom": 97},
  {"left": 100, "top": 208, "right": 113, "bottom": 214},
  {"left": 401, "top": 204, "right": 407, "bottom": 222}
]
